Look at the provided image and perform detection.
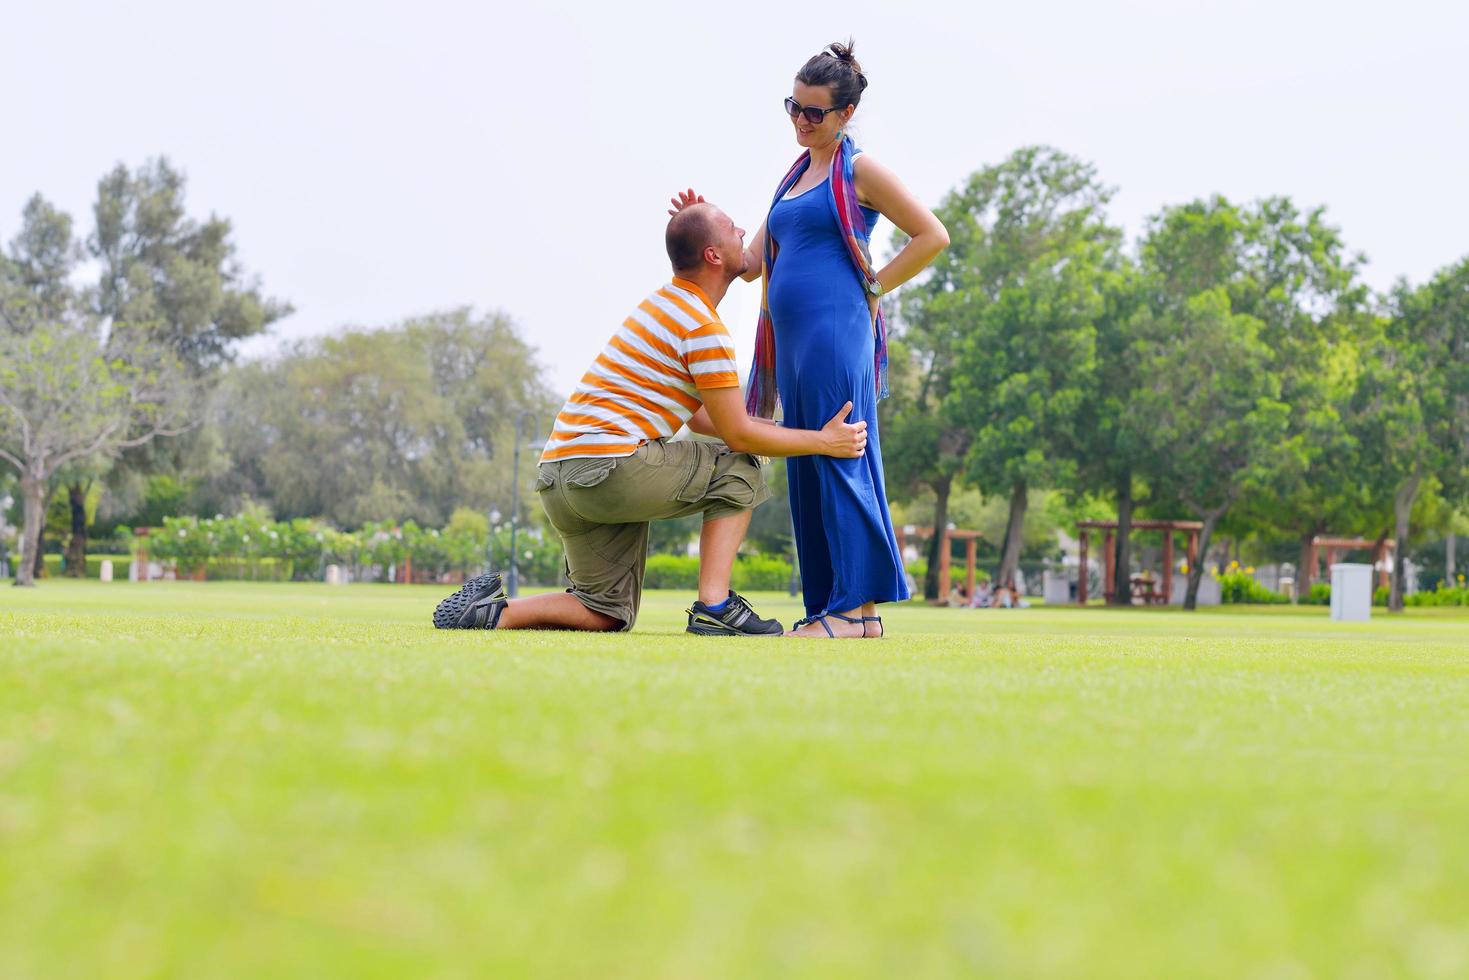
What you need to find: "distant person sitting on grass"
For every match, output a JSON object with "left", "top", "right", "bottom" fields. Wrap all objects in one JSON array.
[
  {"left": 970, "top": 580, "right": 992, "bottom": 608},
  {"left": 432, "top": 203, "right": 868, "bottom": 636}
]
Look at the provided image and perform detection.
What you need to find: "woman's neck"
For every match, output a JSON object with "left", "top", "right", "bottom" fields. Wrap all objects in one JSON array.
[{"left": 808, "top": 138, "right": 840, "bottom": 170}]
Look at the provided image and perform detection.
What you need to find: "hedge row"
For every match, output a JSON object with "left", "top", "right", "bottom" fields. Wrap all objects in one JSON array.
[{"left": 644, "top": 554, "right": 793, "bottom": 592}]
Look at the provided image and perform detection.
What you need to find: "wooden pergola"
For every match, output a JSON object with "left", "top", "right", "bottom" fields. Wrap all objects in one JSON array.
[
  {"left": 894, "top": 526, "right": 983, "bottom": 603},
  {"left": 1304, "top": 535, "right": 1395, "bottom": 592},
  {"left": 1076, "top": 519, "right": 1203, "bottom": 605}
]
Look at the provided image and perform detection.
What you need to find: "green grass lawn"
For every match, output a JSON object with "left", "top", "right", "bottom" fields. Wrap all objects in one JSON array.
[{"left": 3, "top": 581, "right": 1468, "bottom": 979}]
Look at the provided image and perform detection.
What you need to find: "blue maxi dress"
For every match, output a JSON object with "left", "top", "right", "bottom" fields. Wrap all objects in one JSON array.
[{"left": 768, "top": 178, "right": 910, "bottom": 617}]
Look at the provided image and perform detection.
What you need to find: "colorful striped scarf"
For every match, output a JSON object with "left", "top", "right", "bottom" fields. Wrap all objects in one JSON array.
[{"left": 744, "top": 133, "right": 891, "bottom": 419}]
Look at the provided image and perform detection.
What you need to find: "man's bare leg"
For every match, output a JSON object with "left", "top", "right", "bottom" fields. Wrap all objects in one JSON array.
[
  {"left": 498, "top": 592, "right": 621, "bottom": 631},
  {"left": 697, "top": 509, "right": 753, "bottom": 605}
]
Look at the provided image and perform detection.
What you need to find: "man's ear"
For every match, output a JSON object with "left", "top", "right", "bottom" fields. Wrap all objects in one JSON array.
[{"left": 703, "top": 244, "right": 723, "bottom": 268}]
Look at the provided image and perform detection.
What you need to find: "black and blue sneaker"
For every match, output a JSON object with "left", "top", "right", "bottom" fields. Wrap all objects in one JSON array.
[
  {"left": 686, "top": 591, "right": 783, "bottom": 637},
  {"left": 433, "top": 572, "right": 509, "bottom": 630}
]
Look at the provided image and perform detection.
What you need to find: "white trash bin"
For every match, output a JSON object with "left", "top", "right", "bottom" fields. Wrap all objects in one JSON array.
[
  {"left": 1330, "top": 563, "right": 1373, "bottom": 622},
  {"left": 1042, "top": 569, "right": 1071, "bottom": 605},
  {"left": 99, "top": 559, "right": 113, "bottom": 583}
]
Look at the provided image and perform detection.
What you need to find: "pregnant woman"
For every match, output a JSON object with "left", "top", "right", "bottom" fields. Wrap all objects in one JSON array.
[{"left": 677, "top": 40, "right": 948, "bottom": 637}]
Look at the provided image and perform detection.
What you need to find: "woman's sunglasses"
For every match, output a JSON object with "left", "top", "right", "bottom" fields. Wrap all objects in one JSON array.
[{"left": 784, "top": 97, "right": 843, "bottom": 125}]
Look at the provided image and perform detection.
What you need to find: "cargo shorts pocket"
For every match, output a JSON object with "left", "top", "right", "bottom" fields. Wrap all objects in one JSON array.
[
  {"left": 674, "top": 444, "right": 717, "bottom": 504},
  {"left": 562, "top": 456, "right": 619, "bottom": 489},
  {"left": 707, "top": 452, "right": 765, "bottom": 509}
]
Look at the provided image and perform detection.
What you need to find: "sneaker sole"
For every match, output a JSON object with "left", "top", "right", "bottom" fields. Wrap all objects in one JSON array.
[
  {"left": 433, "top": 573, "right": 505, "bottom": 629},
  {"left": 685, "top": 621, "right": 783, "bottom": 638}
]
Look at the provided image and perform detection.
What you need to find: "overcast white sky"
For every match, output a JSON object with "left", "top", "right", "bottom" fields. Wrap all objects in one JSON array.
[{"left": 3, "top": 0, "right": 1466, "bottom": 396}]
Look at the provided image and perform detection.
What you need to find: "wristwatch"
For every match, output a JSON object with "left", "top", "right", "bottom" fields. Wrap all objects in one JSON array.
[{"left": 867, "top": 278, "right": 885, "bottom": 297}]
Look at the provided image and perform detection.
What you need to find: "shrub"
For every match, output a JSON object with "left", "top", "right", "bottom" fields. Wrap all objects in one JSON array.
[
  {"left": 1373, "top": 586, "right": 1390, "bottom": 607},
  {"left": 731, "top": 554, "right": 793, "bottom": 592},
  {"left": 1219, "top": 569, "right": 1289, "bottom": 604},
  {"left": 1301, "top": 582, "right": 1331, "bottom": 606},
  {"left": 643, "top": 554, "right": 700, "bottom": 590},
  {"left": 41, "top": 554, "right": 132, "bottom": 579},
  {"left": 1406, "top": 581, "right": 1469, "bottom": 607}
]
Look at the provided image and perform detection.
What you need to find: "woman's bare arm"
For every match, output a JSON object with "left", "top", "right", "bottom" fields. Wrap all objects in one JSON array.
[{"left": 854, "top": 155, "right": 950, "bottom": 295}]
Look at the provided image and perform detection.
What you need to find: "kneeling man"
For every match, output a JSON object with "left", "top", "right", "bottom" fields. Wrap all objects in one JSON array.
[{"left": 434, "top": 203, "right": 866, "bottom": 635}]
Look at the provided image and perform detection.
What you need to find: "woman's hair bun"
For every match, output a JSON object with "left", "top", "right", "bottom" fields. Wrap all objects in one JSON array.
[
  {"left": 827, "top": 39, "right": 862, "bottom": 76},
  {"left": 796, "top": 37, "right": 868, "bottom": 109}
]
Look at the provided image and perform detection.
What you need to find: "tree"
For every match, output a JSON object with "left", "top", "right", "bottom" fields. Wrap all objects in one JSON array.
[
  {"left": 0, "top": 195, "right": 77, "bottom": 335},
  {"left": 1070, "top": 261, "right": 1151, "bottom": 604},
  {"left": 90, "top": 159, "right": 290, "bottom": 373},
  {"left": 1208, "top": 199, "right": 1371, "bottom": 594},
  {"left": 949, "top": 149, "right": 1117, "bottom": 590},
  {"left": 206, "top": 309, "right": 556, "bottom": 528},
  {"left": 1130, "top": 288, "right": 1290, "bottom": 608},
  {"left": 49, "top": 159, "right": 290, "bottom": 574},
  {"left": 1364, "top": 259, "right": 1469, "bottom": 610},
  {"left": 880, "top": 330, "right": 972, "bottom": 600},
  {"left": 0, "top": 323, "right": 192, "bottom": 586},
  {"left": 892, "top": 147, "right": 1117, "bottom": 594},
  {"left": 1130, "top": 195, "right": 1381, "bottom": 600}
]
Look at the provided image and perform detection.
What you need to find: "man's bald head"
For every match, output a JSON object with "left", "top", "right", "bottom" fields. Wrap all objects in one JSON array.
[{"left": 666, "top": 203, "right": 722, "bottom": 275}]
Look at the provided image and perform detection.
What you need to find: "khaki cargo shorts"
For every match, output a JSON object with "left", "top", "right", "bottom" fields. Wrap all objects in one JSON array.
[{"left": 535, "top": 439, "right": 770, "bottom": 631}]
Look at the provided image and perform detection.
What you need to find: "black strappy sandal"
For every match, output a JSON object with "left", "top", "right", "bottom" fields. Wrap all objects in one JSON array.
[
  {"left": 791, "top": 611, "right": 865, "bottom": 638},
  {"left": 861, "top": 616, "right": 884, "bottom": 638}
]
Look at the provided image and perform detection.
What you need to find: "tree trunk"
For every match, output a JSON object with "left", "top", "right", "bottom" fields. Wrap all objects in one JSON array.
[
  {"left": 15, "top": 474, "right": 46, "bottom": 587},
  {"left": 1296, "top": 531, "right": 1316, "bottom": 601},
  {"left": 923, "top": 475, "right": 951, "bottom": 602},
  {"left": 1390, "top": 469, "right": 1421, "bottom": 612},
  {"left": 30, "top": 483, "right": 52, "bottom": 581},
  {"left": 1184, "top": 511, "right": 1222, "bottom": 611},
  {"left": 1110, "top": 472, "right": 1133, "bottom": 607},
  {"left": 996, "top": 481, "right": 1027, "bottom": 591},
  {"left": 65, "top": 481, "right": 88, "bottom": 578},
  {"left": 1447, "top": 532, "right": 1457, "bottom": 583}
]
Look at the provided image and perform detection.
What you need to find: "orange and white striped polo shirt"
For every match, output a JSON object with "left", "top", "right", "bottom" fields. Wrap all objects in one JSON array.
[{"left": 540, "top": 278, "right": 740, "bottom": 463}]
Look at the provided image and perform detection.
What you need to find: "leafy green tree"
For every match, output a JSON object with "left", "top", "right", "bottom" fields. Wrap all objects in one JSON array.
[
  {"left": 208, "top": 309, "right": 555, "bottom": 528},
  {"left": 1362, "top": 259, "right": 1469, "bottom": 610},
  {"left": 1130, "top": 288, "right": 1290, "bottom": 608},
  {"left": 881, "top": 315, "right": 975, "bottom": 600},
  {"left": 3, "top": 162, "right": 288, "bottom": 575},
  {"left": 61, "top": 159, "right": 291, "bottom": 573},
  {"left": 0, "top": 195, "right": 77, "bottom": 334},
  {"left": 0, "top": 322, "right": 193, "bottom": 586},
  {"left": 1070, "top": 261, "right": 1152, "bottom": 604},
  {"left": 892, "top": 147, "right": 1117, "bottom": 594},
  {"left": 1203, "top": 199, "right": 1371, "bottom": 593},
  {"left": 1130, "top": 196, "right": 1377, "bottom": 600},
  {"left": 90, "top": 159, "right": 291, "bottom": 372}
]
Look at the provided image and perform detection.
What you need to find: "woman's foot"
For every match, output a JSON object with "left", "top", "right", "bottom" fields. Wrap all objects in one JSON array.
[
  {"left": 786, "top": 609, "right": 866, "bottom": 638},
  {"left": 859, "top": 602, "right": 883, "bottom": 638}
]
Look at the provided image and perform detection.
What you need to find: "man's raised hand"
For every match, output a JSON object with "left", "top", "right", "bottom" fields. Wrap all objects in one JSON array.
[
  {"left": 667, "top": 188, "right": 706, "bottom": 216},
  {"left": 820, "top": 401, "right": 868, "bottom": 458}
]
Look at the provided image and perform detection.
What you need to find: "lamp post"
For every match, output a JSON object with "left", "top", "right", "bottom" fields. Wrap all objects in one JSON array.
[
  {"left": 486, "top": 508, "right": 502, "bottom": 577},
  {"left": 507, "top": 411, "right": 540, "bottom": 597}
]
